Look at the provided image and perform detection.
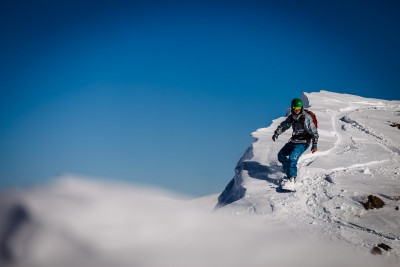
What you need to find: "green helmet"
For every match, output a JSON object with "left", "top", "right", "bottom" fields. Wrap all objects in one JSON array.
[{"left": 291, "top": 98, "right": 303, "bottom": 108}]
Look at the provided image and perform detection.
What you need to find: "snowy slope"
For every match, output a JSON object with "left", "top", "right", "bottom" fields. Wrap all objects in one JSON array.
[
  {"left": 0, "top": 90, "right": 399, "bottom": 267},
  {"left": 217, "top": 90, "right": 400, "bottom": 260}
]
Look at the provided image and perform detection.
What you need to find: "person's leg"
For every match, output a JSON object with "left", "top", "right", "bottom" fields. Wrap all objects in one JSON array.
[
  {"left": 288, "top": 143, "right": 309, "bottom": 178},
  {"left": 278, "top": 143, "right": 295, "bottom": 177}
]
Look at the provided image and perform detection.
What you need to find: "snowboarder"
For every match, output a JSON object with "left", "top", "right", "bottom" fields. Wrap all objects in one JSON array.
[{"left": 272, "top": 98, "right": 319, "bottom": 191}]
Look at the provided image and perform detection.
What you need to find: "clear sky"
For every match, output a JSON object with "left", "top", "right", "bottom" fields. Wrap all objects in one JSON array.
[{"left": 1, "top": 0, "right": 400, "bottom": 196}]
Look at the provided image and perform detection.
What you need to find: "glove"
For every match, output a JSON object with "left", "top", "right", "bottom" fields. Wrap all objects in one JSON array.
[
  {"left": 272, "top": 133, "right": 279, "bottom": 142},
  {"left": 311, "top": 143, "right": 318, "bottom": 153}
]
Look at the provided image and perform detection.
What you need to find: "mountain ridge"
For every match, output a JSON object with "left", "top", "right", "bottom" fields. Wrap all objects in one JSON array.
[{"left": 216, "top": 90, "right": 400, "bottom": 258}]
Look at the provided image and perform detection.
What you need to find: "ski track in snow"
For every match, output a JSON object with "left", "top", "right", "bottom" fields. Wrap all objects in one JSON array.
[
  {"left": 290, "top": 105, "right": 399, "bottom": 243},
  {"left": 218, "top": 92, "right": 400, "bottom": 260}
]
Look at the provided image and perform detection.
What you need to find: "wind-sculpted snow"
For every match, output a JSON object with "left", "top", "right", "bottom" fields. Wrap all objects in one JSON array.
[
  {"left": 340, "top": 116, "right": 384, "bottom": 140},
  {"left": 217, "top": 91, "right": 400, "bottom": 264}
]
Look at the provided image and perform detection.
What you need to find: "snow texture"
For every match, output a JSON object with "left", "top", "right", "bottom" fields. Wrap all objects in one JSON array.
[
  {"left": 217, "top": 90, "right": 400, "bottom": 263},
  {"left": 1, "top": 90, "right": 400, "bottom": 267}
]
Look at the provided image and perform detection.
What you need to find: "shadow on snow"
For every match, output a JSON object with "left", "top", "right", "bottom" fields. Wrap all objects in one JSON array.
[{"left": 216, "top": 161, "right": 284, "bottom": 209}]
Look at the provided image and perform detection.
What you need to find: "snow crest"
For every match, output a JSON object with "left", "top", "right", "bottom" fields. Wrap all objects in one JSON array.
[{"left": 216, "top": 91, "right": 400, "bottom": 262}]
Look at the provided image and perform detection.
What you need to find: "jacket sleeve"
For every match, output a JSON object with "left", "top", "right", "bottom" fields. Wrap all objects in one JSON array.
[
  {"left": 303, "top": 114, "right": 319, "bottom": 144},
  {"left": 275, "top": 115, "right": 293, "bottom": 135}
]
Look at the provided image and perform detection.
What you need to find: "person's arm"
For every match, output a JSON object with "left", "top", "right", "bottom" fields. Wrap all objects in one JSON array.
[
  {"left": 303, "top": 114, "right": 319, "bottom": 152},
  {"left": 272, "top": 115, "right": 293, "bottom": 141}
]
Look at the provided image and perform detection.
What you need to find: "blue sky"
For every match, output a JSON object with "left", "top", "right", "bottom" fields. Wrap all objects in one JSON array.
[{"left": 1, "top": 0, "right": 399, "bottom": 196}]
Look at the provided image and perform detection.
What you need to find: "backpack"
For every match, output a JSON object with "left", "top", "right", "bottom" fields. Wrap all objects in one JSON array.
[{"left": 302, "top": 109, "right": 318, "bottom": 128}]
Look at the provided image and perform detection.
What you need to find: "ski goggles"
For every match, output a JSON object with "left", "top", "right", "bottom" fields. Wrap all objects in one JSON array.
[{"left": 292, "top": 106, "right": 302, "bottom": 112}]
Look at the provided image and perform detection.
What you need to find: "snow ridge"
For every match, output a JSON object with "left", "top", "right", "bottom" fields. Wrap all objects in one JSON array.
[{"left": 216, "top": 91, "right": 400, "bottom": 260}]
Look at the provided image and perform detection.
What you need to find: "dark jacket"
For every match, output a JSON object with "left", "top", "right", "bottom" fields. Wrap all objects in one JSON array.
[{"left": 274, "top": 110, "right": 319, "bottom": 145}]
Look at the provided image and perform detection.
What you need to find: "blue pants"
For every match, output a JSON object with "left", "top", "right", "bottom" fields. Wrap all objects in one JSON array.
[{"left": 278, "top": 142, "right": 309, "bottom": 178}]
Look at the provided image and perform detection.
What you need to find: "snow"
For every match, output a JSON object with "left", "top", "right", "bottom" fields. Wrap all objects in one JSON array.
[
  {"left": 217, "top": 90, "right": 400, "bottom": 261},
  {"left": 1, "top": 90, "right": 400, "bottom": 267}
]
